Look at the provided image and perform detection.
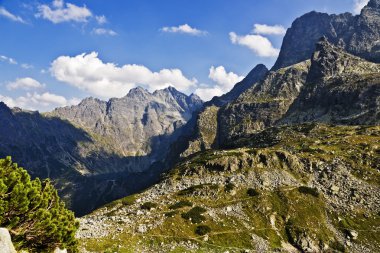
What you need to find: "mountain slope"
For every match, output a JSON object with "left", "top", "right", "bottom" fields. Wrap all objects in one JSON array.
[
  {"left": 0, "top": 87, "right": 202, "bottom": 215},
  {"left": 77, "top": 124, "right": 380, "bottom": 253},
  {"left": 273, "top": 0, "right": 380, "bottom": 70}
]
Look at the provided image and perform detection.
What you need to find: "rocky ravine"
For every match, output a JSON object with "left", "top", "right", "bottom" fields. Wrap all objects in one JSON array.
[
  {"left": 0, "top": 87, "right": 202, "bottom": 215},
  {"left": 77, "top": 124, "right": 380, "bottom": 253}
]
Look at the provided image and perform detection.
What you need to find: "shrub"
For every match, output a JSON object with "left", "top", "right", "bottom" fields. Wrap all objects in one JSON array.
[
  {"left": 298, "top": 186, "right": 319, "bottom": 197},
  {"left": 181, "top": 206, "right": 207, "bottom": 224},
  {"left": 164, "top": 211, "right": 178, "bottom": 218},
  {"left": 0, "top": 157, "right": 79, "bottom": 252},
  {"left": 195, "top": 225, "right": 211, "bottom": 236},
  {"left": 169, "top": 200, "right": 193, "bottom": 210},
  {"left": 247, "top": 188, "right": 260, "bottom": 197},
  {"left": 225, "top": 183, "right": 235, "bottom": 193},
  {"left": 140, "top": 202, "right": 158, "bottom": 210},
  {"left": 178, "top": 185, "right": 203, "bottom": 196},
  {"left": 121, "top": 195, "right": 136, "bottom": 206}
]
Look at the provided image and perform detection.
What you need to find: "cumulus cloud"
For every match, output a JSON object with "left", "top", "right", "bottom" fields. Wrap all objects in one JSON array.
[
  {"left": 7, "top": 77, "right": 45, "bottom": 90},
  {"left": 229, "top": 32, "right": 280, "bottom": 57},
  {"left": 194, "top": 86, "right": 224, "bottom": 101},
  {"left": 50, "top": 52, "right": 197, "bottom": 99},
  {"left": 195, "top": 66, "right": 244, "bottom": 101},
  {"left": 0, "top": 7, "right": 26, "bottom": 23},
  {"left": 95, "top": 15, "right": 107, "bottom": 24},
  {"left": 36, "top": 0, "right": 92, "bottom": 23},
  {"left": 92, "top": 28, "right": 117, "bottom": 36},
  {"left": 0, "top": 92, "right": 80, "bottom": 111},
  {"left": 253, "top": 24, "right": 286, "bottom": 35},
  {"left": 161, "top": 24, "right": 207, "bottom": 36},
  {"left": 353, "top": 0, "right": 369, "bottom": 14},
  {"left": 0, "top": 55, "right": 17, "bottom": 65}
]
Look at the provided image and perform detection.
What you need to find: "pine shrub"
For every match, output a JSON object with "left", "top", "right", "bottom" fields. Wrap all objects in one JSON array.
[{"left": 0, "top": 156, "right": 79, "bottom": 252}]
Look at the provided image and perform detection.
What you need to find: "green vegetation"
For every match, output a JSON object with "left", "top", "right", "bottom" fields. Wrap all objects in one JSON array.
[
  {"left": 0, "top": 157, "right": 79, "bottom": 252},
  {"left": 169, "top": 200, "right": 193, "bottom": 210},
  {"left": 247, "top": 188, "right": 260, "bottom": 197},
  {"left": 79, "top": 124, "right": 380, "bottom": 252},
  {"left": 140, "top": 202, "right": 158, "bottom": 210},
  {"left": 195, "top": 225, "right": 211, "bottom": 236},
  {"left": 298, "top": 186, "right": 319, "bottom": 197},
  {"left": 181, "top": 206, "right": 207, "bottom": 224}
]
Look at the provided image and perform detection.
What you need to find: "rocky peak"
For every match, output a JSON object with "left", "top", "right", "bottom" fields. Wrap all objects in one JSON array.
[
  {"left": 207, "top": 64, "right": 268, "bottom": 107},
  {"left": 367, "top": 0, "right": 380, "bottom": 9},
  {"left": 126, "top": 86, "right": 152, "bottom": 100},
  {"left": 272, "top": 0, "right": 380, "bottom": 70}
]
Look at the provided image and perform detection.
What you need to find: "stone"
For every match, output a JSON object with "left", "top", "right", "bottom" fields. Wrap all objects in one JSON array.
[
  {"left": 348, "top": 230, "right": 359, "bottom": 240},
  {"left": 54, "top": 248, "right": 67, "bottom": 253},
  {"left": 0, "top": 228, "right": 16, "bottom": 253}
]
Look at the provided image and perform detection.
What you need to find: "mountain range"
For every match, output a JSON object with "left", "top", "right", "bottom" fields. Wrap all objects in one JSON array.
[{"left": 1, "top": 1, "right": 380, "bottom": 252}]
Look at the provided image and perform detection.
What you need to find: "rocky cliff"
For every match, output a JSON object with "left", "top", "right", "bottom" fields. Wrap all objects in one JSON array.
[{"left": 273, "top": 0, "right": 380, "bottom": 70}]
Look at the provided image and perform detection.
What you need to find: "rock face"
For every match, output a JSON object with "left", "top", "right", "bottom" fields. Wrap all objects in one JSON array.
[
  {"left": 176, "top": 64, "right": 269, "bottom": 158},
  {"left": 49, "top": 86, "right": 202, "bottom": 173},
  {"left": 0, "top": 87, "right": 202, "bottom": 215},
  {"left": 0, "top": 228, "right": 16, "bottom": 253},
  {"left": 273, "top": 0, "right": 380, "bottom": 70},
  {"left": 282, "top": 38, "right": 380, "bottom": 125},
  {"left": 218, "top": 60, "right": 310, "bottom": 144}
]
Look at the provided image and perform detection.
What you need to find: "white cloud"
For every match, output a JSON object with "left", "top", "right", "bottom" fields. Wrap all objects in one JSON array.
[
  {"left": 161, "top": 24, "right": 207, "bottom": 36},
  {"left": 21, "top": 63, "right": 34, "bottom": 69},
  {"left": 0, "top": 7, "right": 26, "bottom": 23},
  {"left": 0, "top": 94, "right": 17, "bottom": 108},
  {"left": 195, "top": 66, "right": 244, "bottom": 101},
  {"left": 253, "top": 24, "right": 286, "bottom": 36},
  {"left": 36, "top": 0, "right": 92, "bottom": 23},
  {"left": 6, "top": 77, "right": 45, "bottom": 90},
  {"left": 95, "top": 15, "right": 107, "bottom": 24},
  {"left": 353, "top": 0, "right": 369, "bottom": 14},
  {"left": 0, "top": 92, "right": 79, "bottom": 111},
  {"left": 92, "top": 28, "right": 117, "bottom": 36},
  {"left": 229, "top": 32, "right": 280, "bottom": 57},
  {"left": 0, "top": 55, "right": 17, "bottom": 65},
  {"left": 50, "top": 52, "right": 197, "bottom": 99},
  {"left": 209, "top": 66, "right": 244, "bottom": 90},
  {"left": 194, "top": 86, "right": 224, "bottom": 101}
]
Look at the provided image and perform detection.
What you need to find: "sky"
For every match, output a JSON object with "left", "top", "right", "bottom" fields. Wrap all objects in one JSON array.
[{"left": 0, "top": 0, "right": 370, "bottom": 111}]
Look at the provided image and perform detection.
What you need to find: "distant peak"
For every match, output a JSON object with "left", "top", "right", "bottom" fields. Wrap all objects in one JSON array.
[{"left": 127, "top": 87, "right": 151, "bottom": 97}]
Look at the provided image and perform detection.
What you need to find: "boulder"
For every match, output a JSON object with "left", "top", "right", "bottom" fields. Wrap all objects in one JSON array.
[{"left": 0, "top": 228, "right": 16, "bottom": 253}]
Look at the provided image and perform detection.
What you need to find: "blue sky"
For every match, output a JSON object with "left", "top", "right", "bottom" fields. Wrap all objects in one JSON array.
[{"left": 0, "top": 0, "right": 368, "bottom": 111}]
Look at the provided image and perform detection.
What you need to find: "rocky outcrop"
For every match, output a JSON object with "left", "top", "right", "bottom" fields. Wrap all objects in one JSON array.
[
  {"left": 282, "top": 38, "right": 380, "bottom": 125},
  {"left": 218, "top": 60, "right": 310, "bottom": 144},
  {"left": 273, "top": 0, "right": 380, "bottom": 70},
  {"left": 0, "top": 228, "right": 16, "bottom": 253}
]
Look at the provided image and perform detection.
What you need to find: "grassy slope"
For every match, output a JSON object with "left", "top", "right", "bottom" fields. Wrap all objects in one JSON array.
[{"left": 78, "top": 124, "right": 380, "bottom": 252}]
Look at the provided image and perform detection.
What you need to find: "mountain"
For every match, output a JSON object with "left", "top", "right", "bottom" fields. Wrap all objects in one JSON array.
[
  {"left": 0, "top": 87, "right": 202, "bottom": 215},
  {"left": 281, "top": 37, "right": 380, "bottom": 125},
  {"left": 273, "top": 0, "right": 380, "bottom": 70},
  {"left": 75, "top": 2, "right": 380, "bottom": 251},
  {"left": 77, "top": 123, "right": 380, "bottom": 253},
  {"left": 176, "top": 64, "right": 269, "bottom": 158}
]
